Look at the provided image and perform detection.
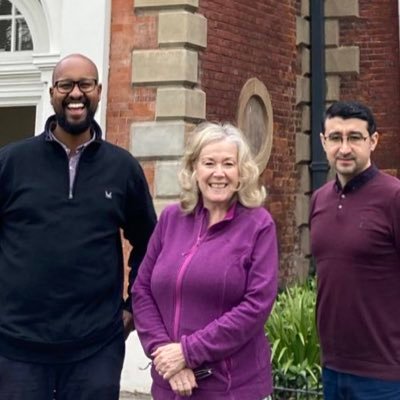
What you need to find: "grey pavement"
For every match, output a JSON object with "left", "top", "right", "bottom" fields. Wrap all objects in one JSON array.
[{"left": 120, "top": 392, "right": 151, "bottom": 400}]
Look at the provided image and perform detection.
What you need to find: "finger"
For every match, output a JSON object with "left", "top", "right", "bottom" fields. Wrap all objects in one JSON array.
[
  {"left": 155, "top": 357, "right": 169, "bottom": 371},
  {"left": 153, "top": 358, "right": 160, "bottom": 367},
  {"left": 153, "top": 354, "right": 162, "bottom": 366},
  {"left": 173, "top": 379, "right": 183, "bottom": 395},
  {"left": 188, "top": 373, "right": 197, "bottom": 388},
  {"left": 180, "top": 377, "right": 194, "bottom": 396},
  {"left": 170, "top": 381, "right": 178, "bottom": 393},
  {"left": 178, "top": 389, "right": 192, "bottom": 397},
  {"left": 151, "top": 348, "right": 162, "bottom": 358},
  {"left": 180, "top": 369, "right": 196, "bottom": 388},
  {"left": 163, "top": 369, "right": 175, "bottom": 380},
  {"left": 182, "top": 385, "right": 193, "bottom": 397},
  {"left": 154, "top": 357, "right": 167, "bottom": 372},
  {"left": 176, "top": 382, "right": 190, "bottom": 397},
  {"left": 178, "top": 384, "right": 191, "bottom": 396},
  {"left": 154, "top": 363, "right": 162, "bottom": 374}
]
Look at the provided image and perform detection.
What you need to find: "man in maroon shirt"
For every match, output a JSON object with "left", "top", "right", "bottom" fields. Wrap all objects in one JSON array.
[{"left": 310, "top": 101, "right": 400, "bottom": 399}]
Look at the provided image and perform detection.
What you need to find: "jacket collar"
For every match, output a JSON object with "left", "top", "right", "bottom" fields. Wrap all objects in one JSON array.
[
  {"left": 43, "top": 115, "right": 103, "bottom": 142},
  {"left": 195, "top": 199, "right": 238, "bottom": 223}
]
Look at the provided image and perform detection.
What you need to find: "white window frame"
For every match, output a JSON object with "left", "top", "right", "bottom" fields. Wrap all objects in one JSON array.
[{"left": 0, "top": 0, "right": 111, "bottom": 135}]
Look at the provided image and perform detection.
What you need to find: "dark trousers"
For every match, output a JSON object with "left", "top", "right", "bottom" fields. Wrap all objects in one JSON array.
[
  {"left": 323, "top": 367, "right": 400, "bottom": 400},
  {"left": 0, "top": 333, "right": 125, "bottom": 400}
]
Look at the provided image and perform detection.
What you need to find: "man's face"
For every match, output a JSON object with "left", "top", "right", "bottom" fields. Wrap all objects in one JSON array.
[
  {"left": 50, "top": 56, "right": 102, "bottom": 135},
  {"left": 320, "top": 117, "right": 378, "bottom": 186}
]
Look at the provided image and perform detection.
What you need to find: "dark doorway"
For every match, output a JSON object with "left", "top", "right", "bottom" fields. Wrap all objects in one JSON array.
[{"left": 0, "top": 106, "right": 36, "bottom": 147}]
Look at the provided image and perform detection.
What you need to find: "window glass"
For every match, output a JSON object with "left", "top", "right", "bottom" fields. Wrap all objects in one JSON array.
[
  {"left": 0, "top": 19, "right": 11, "bottom": 51},
  {"left": 0, "top": 0, "right": 12, "bottom": 16},
  {"left": 15, "top": 19, "right": 32, "bottom": 50},
  {"left": 0, "top": 0, "right": 33, "bottom": 52},
  {"left": 243, "top": 96, "right": 266, "bottom": 157}
]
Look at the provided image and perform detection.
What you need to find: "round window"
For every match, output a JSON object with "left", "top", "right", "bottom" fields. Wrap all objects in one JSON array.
[{"left": 237, "top": 78, "right": 273, "bottom": 172}]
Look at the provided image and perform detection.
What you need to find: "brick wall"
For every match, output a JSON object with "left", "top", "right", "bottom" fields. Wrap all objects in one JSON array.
[
  {"left": 107, "top": 0, "right": 157, "bottom": 189},
  {"left": 198, "top": 0, "right": 302, "bottom": 285},
  {"left": 339, "top": 0, "right": 400, "bottom": 173}
]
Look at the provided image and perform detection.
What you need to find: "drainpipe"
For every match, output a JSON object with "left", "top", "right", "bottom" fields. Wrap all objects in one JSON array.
[{"left": 310, "top": 0, "right": 329, "bottom": 191}]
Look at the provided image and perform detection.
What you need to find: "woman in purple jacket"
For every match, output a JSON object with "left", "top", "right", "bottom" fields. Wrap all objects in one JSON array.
[{"left": 132, "top": 122, "right": 278, "bottom": 399}]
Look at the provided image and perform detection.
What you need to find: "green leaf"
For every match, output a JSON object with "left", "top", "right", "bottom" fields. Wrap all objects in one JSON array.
[{"left": 265, "top": 277, "right": 321, "bottom": 389}]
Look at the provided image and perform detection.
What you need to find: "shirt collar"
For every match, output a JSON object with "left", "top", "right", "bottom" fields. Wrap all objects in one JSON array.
[
  {"left": 334, "top": 164, "right": 378, "bottom": 194},
  {"left": 48, "top": 127, "right": 95, "bottom": 154}
]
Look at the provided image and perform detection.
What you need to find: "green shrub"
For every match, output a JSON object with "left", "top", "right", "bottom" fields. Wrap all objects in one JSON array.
[{"left": 266, "top": 278, "right": 321, "bottom": 391}]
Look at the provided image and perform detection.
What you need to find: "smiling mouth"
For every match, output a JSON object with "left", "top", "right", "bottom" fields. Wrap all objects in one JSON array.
[
  {"left": 64, "top": 102, "right": 87, "bottom": 120},
  {"left": 67, "top": 102, "right": 85, "bottom": 110}
]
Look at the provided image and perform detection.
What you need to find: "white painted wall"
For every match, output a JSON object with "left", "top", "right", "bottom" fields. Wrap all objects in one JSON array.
[{"left": 121, "top": 333, "right": 152, "bottom": 394}]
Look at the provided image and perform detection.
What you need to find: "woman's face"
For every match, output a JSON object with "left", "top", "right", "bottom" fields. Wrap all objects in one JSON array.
[{"left": 195, "top": 140, "right": 240, "bottom": 211}]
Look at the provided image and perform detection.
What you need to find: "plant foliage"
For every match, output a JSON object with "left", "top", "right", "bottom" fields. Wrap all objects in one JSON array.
[{"left": 266, "top": 279, "right": 321, "bottom": 391}]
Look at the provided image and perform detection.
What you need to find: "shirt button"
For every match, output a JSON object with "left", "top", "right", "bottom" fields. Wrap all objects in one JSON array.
[
  {"left": 338, "top": 204, "right": 343, "bottom": 209},
  {"left": 341, "top": 194, "right": 346, "bottom": 199}
]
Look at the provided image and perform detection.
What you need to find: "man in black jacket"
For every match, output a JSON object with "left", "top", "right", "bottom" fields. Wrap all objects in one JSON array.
[{"left": 0, "top": 54, "right": 157, "bottom": 400}]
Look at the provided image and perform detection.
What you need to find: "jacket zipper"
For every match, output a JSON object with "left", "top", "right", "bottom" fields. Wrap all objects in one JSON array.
[
  {"left": 173, "top": 223, "right": 205, "bottom": 340},
  {"left": 224, "top": 357, "right": 232, "bottom": 391},
  {"left": 68, "top": 156, "right": 80, "bottom": 200},
  {"left": 67, "top": 146, "right": 89, "bottom": 200}
]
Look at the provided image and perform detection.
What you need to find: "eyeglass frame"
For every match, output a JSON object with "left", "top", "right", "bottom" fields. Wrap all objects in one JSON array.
[
  {"left": 193, "top": 367, "right": 213, "bottom": 380},
  {"left": 53, "top": 78, "right": 98, "bottom": 94},
  {"left": 323, "top": 132, "right": 370, "bottom": 146}
]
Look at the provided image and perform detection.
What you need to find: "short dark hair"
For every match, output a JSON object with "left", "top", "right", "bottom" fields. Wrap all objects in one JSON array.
[{"left": 322, "top": 101, "right": 377, "bottom": 135}]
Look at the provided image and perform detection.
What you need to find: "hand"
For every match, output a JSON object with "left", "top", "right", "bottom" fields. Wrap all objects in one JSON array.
[
  {"left": 152, "top": 343, "right": 186, "bottom": 380},
  {"left": 169, "top": 368, "right": 197, "bottom": 397},
  {"left": 122, "top": 310, "right": 134, "bottom": 340}
]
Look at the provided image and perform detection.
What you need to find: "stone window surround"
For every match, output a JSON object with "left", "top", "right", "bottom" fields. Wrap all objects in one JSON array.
[{"left": 237, "top": 77, "right": 274, "bottom": 173}]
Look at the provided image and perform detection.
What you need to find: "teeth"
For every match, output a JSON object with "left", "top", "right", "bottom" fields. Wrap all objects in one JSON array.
[
  {"left": 210, "top": 183, "right": 227, "bottom": 188},
  {"left": 68, "top": 103, "right": 84, "bottom": 109}
]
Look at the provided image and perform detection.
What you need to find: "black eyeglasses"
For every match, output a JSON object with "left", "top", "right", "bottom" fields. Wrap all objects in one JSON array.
[
  {"left": 324, "top": 133, "right": 369, "bottom": 146},
  {"left": 139, "top": 361, "right": 213, "bottom": 381},
  {"left": 193, "top": 367, "right": 213, "bottom": 380},
  {"left": 53, "top": 79, "right": 98, "bottom": 94}
]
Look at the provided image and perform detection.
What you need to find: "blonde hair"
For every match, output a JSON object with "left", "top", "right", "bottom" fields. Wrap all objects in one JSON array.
[{"left": 179, "top": 122, "right": 266, "bottom": 213}]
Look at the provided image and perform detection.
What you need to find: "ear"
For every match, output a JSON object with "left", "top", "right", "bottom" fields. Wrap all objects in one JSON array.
[
  {"left": 49, "top": 87, "right": 54, "bottom": 105},
  {"left": 97, "top": 83, "right": 102, "bottom": 98},
  {"left": 320, "top": 133, "right": 327, "bottom": 152},
  {"left": 370, "top": 131, "right": 379, "bottom": 151}
]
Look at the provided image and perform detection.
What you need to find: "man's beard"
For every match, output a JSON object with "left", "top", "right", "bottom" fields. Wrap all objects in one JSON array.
[{"left": 55, "top": 101, "right": 97, "bottom": 136}]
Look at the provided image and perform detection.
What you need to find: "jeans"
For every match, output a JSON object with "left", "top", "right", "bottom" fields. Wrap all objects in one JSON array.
[
  {"left": 0, "top": 333, "right": 125, "bottom": 400},
  {"left": 323, "top": 367, "right": 400, "bottom": 400}
]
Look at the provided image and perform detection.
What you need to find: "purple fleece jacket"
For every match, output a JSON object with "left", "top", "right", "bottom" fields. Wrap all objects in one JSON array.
[{"left": 132, "top": 201, "right": 278, "bottom": 400}]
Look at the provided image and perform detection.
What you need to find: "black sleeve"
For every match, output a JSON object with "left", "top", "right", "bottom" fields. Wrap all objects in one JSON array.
[{"left": 122, "top": 157, "right": 157, "bottom": 312}]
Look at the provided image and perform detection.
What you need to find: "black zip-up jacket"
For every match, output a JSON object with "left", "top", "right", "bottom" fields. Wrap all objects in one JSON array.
[{"left": 0, "top": 116, "right": 157, "bottom": 363}]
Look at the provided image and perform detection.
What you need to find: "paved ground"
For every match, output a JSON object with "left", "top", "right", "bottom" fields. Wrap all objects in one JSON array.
[{"left": 120, "top": 392, "right": 151, "bottom": 400}]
